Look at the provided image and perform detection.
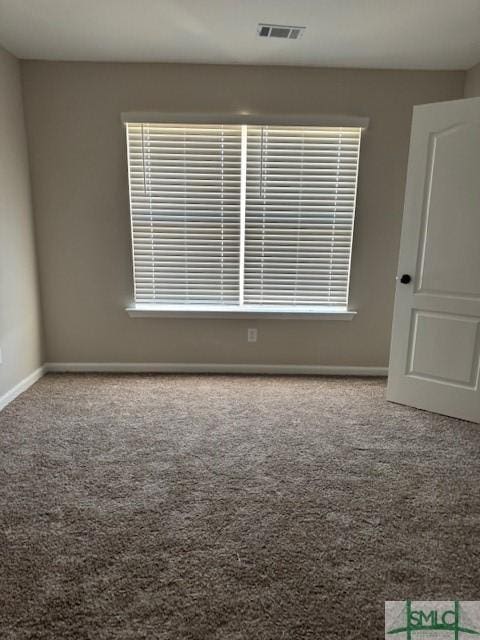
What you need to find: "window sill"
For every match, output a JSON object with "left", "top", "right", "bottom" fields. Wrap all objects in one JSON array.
[{"left": 126, "top": 304, "right": 356, "bottom": 320}]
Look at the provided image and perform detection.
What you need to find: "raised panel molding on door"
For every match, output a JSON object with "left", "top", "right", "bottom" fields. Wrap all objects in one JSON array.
[
  {"left": 387, "top": 97, "right": 480, "bottom": 423},
  {"left": 407, "top": 310, "right": 480, "bottom": 388},
  {"left": 416, "top": 123, "right": 480, "bottom": 299}
]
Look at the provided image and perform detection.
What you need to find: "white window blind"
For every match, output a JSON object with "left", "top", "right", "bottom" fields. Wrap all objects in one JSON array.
[
  {"left": 126, "top": 122, "right": 362, "bottom": 312},
  {"left": 244, "top": 126, "right": 361, "bottom": 306},
  {"left": 126, "top": 123, "right": 242, "bottom": 304}
]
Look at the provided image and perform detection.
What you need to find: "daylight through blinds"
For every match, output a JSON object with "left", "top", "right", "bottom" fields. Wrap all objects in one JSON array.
[
  {"left": 127, "top": 123, "right": 242, "bottom": 304},
  {"left": 244, "top": 126, "right": 361, "bottom": 306},
  {"left": 126, "top": 122, "right": 361, "bottom": 308}
]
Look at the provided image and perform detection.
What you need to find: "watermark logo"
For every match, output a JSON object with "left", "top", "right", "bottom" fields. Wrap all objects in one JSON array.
[{"left": 385, "top": 601, "right": 480, "bottom": 639}]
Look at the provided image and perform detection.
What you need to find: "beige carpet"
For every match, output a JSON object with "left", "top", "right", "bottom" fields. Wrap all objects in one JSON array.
[{"left": 0, "top": 373, "right": 479, "bottom": 639}]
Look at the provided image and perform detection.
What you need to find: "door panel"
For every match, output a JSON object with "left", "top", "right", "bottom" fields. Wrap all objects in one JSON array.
[
  {"left": 407, "top": 311, "right": 480, "bottom": 386},
  {"left": 417, "top": 123, "right": 480, "bottom": 297},
  {"left": 387, "top": 97, "right": 480, "bottom": 423}
]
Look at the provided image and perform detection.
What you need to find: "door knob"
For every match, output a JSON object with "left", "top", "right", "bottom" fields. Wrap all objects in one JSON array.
[{"left": 400, "top": 274, "right": 412, "bottom": 284}]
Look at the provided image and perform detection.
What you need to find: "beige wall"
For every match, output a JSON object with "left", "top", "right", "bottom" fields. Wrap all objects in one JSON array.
[
  {"left": 464, "top": 62, "right": 480, "bottom": 97},
  {"left": 21, "top": 62, "right": 464, "bottom": 367},
  {"left": 0, "top": 47, "right": 43, "bottom": 400}
]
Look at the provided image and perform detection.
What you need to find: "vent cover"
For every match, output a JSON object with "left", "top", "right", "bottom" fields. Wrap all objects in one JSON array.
[{"left": 257, "top": 24, "right": 305, "bottom": 39}]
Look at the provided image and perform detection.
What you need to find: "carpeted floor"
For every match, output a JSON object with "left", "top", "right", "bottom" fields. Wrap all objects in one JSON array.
[{"left": 0, "top": 373, "right": 479, "bottom": 639}]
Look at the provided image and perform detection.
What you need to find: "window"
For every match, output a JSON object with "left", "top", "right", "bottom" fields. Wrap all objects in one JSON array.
[
  {"left": 127, "top": 123, "right": 242, "bottom": 305},
  {"left": 125, "top": 121, "right": 362, "bottom": 317}
]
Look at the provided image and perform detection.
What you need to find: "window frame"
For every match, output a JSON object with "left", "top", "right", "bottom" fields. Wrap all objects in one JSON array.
[{"left": 123, "top": 113, "right": 368, "bottom": 320}]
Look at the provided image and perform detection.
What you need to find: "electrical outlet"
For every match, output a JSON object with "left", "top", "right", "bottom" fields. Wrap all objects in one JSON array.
[{"left": 247, "top": 328, "right": 257, "bottom": 343}]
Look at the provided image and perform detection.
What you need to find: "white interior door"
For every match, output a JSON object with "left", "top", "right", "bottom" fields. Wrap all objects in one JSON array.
[{"left": 387, "top": 97, "right": 480, "bottom": 424}]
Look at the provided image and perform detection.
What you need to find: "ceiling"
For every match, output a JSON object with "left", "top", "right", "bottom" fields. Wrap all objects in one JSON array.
[{"left": 1, "top": 0, "right": 480, "bottom": 70}]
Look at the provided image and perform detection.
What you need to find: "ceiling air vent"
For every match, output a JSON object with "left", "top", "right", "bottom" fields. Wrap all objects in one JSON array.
[{"left": 257, "top": 24, "right": 305, "bottom": 40}]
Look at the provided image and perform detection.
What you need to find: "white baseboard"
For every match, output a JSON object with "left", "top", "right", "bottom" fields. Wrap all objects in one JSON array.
[
  {"left": 0, "top": 363, "right": 386, "bottom": 412},
  {"left": 0, "top": 365, "right": 46, "bottom": 412},
  {"left": 45, "top": 362, "right": 388, "bottom": 376}
]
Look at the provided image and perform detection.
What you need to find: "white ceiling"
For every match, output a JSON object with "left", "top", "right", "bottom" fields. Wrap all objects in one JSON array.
[{"left": 1, "top": 0, "right": 480, "bottom": 70}]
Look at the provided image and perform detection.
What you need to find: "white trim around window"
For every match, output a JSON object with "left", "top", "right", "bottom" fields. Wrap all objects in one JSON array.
[
  {"left": 124, "top": 115, "right": 365, "bottom": 318},
  {"left": 121, "top": 112, "right": 370, "bottom": 128},
  {"left": 126, "top": 304, "right": 356, "bottom": 319}
]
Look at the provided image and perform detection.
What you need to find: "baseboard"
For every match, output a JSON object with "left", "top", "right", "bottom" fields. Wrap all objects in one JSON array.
[
  {"left": 0, "top": 363, "right": 387, "bottom": 411},
  {"left": 45, "top": 362, "right": 388, "bottom": 376},
  {"left": 0, "top": 366, "right": 46, "bottom": 412}
]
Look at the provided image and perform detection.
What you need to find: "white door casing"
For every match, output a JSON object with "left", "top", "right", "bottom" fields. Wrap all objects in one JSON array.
[{"left": 387, "top": 97, "right": 480, "bottom": 424}]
